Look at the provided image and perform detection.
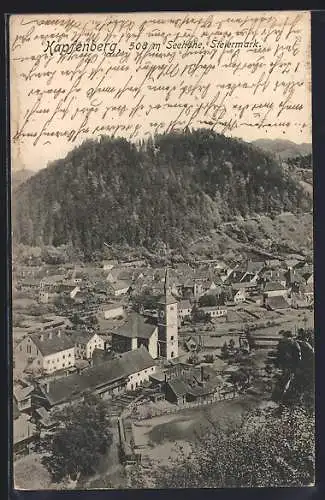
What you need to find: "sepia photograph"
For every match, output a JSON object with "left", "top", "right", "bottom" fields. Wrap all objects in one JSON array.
[{"left": 9, "top": 10, "right": 314, "bottom": 490}]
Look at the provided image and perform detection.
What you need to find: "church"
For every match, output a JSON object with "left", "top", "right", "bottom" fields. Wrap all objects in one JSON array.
[
  {"left": 157, "top": 268, "right": 178, "bottom": 359},
  {"left": 111, "top": 268, "right": 178, "bottom": 361}
]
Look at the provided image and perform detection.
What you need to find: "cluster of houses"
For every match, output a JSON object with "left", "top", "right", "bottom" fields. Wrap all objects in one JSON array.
[{"left": 12, "top": 254, "right": 313, "bottom": 458}]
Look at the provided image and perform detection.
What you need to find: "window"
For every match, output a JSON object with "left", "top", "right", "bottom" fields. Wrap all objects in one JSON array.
[
  {"left": 170, "top": 336, "right": 174, "bottom": 341},
  {"left": 63, "top": 355, "right": 65, "bottom": 359},
  {"left": 68, "top": 353, "right": 71, "bottom": 357},
  {"left": 171, "top": 351, "right": 174, "bottom": 358},
  {"left": 62, "top": 363, "right": 65, "bottom": 367},
  {"left": 170, "top": 306, "right": 174, "bottom": 311}
]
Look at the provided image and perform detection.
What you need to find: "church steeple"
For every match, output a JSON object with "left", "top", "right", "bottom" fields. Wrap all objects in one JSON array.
[
  {"left": 164, "top": 267, "right": 170, "bottom": 296},
  {"left": 157, "top": 266, "right": 178, "bottom": 360}
]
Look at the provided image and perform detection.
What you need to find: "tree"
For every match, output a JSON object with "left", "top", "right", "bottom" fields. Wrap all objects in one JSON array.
[
  {"left": 40, "top": 393, "right": 113, "bottom": 483},
  {"left": 198, "top": 294, "right": 217, "bottom": 307},
  {"left": 221, "top": 341, "right": 229, "bottom": 359},
  {"left": 228, "top": 338, "right": 236, "bottom": 350}
]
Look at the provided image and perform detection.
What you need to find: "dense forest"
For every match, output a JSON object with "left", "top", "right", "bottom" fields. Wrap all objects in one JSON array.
[{"left": 12, "top": 130, "right": 312, "bottom": 258}]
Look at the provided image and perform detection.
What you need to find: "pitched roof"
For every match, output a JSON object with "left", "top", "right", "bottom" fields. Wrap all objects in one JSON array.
[
  {"left": 110, "top": 280, "right": 131, "bottom": 291},
  {"left": 113, "top": 313, "right": 157, "bottom": 339},
  {"left": 266, "top": 296, "right": 290, "bottom": 310},
  {"left": 13, "top": 399, "right": 20, "bottom": 420},
  {"left": 14, "top": 414, "right": 37, "bottom": 444},
  {"left": 167, "top": 377, "right": 188, "bottom": 398},
  {"left": 31, "top": 331, "right": 75, "bottom": 356},
  {"left": 264, "top": 281, "right": 286, "bottom": 292},
  {"left": 70, "top": 330, "right": 99, "bottom": 345},
  {"left": 40, "top": 346, "right": 156, "bottom": 406},
  {"left": 14, "top": 385, "right": 34, "bottom": 402},
  {"left": 178, "top": 299, "right": 192, "bottom": 310}
]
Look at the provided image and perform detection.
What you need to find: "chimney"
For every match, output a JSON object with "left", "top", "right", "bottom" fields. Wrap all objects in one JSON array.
[
  {"left": 40, "top": 334, "right": 44, "bottom": 341},
  {"left": 201, "top": 365, "right": 204, "bottom": 382},
  {"left": 43, "top": 381, "right": 50, "bottom": 393},
  {"left": 49, "top": 331, "right": 53, "bottom": 340},
  {"left": 57, "top": 329, "right": 61, "bottom": 338}
]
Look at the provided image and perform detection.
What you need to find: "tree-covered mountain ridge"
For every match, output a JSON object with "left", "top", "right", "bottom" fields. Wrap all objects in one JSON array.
[{"left": 12, "top": 130, "right": 312, "bottom": 256}]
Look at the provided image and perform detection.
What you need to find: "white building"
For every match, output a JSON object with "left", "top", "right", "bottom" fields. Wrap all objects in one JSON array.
[
  {"left": 73, "top": 332, "right": 106, "bottom": 359},
  {"left": 200, "top": 306, "right": 227, "bottom": 318},
  {"left": 15, "top": 330, "right": 76, "bottom": 374},
  {"left": 158, "top": 269, "right": 178, "bottom": 360}
]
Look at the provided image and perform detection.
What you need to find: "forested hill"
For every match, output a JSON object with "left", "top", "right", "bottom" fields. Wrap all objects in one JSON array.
[{"left": 12, "top": 130, "right": 312, "bottom": 257}]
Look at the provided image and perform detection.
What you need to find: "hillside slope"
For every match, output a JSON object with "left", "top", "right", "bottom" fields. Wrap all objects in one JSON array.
[
  {"left": 251, "top": 139, "right": 312, "bottom": 160},
  {"left": 12, "top": 130, "right": 312, "bottom": 258}
]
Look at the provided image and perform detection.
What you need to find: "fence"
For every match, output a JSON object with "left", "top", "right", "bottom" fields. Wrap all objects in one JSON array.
[{"left": 133, "top": 391, "right": 239, "bottom": 421}]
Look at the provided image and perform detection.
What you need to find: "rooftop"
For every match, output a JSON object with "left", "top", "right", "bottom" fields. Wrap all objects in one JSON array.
[
  {"left": 264, "top": 281, "right": 286, "bottom": 292},
  {"left": 31, "top": 331, "right": 75, "bottom": 356},
  {"left": 112, "top": 313, "right": 157, "bottom": 339},
  {"left": 40, "top": 346, "right": 156, "bottom": 406},
  {"left": 265, "top": 296, "right": 290, "bottom": 310}
]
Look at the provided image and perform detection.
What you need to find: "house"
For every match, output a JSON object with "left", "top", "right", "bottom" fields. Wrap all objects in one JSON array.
[
  {"left": 265, "top": 296, "right": 291, "bottom": 311},
  {"left": 111, "top": 313, "right": 158, "bottom": 359},
  {"left": 232, "top": 287, "right": 247, "bottom": 303},
  {"left": 165, "top": 367, "right": 221, "bottom": 405},
  {"left": 18, "top": 278, "right": 40, "bottom": 291},
  {"left": 72, "top": 331, "right": 106, "bottom": 359},
  {"left": 35, "top": 346, "right": 157, "bottom": 408},
  {"left": 34, "top": 407, "right": 57, "bottom": 436},
  {"left": 182, "top": 279, "right": 204, "bottom": 299},
  {"left": 261, "top": 268, "right": 287, "bottom": 286},
  {"left": 303, "top": 272, "right": 314, "bottom": 286},
  {"left": 178, "top": 300, "right": 192, "bottom": 321},
  {"left": 245, "top": 261, "right": 265, "bottom": 275},
  {"left": 38, "top": 290, "right": 49, "bottom": 304},
  {"left": 263, "top": 281, "right": 288, "bottom": 298},
  {"left": 121, "top": 259, "right": 147, "bottom": 268},
  {"left": 102, "top": 259, "right": 118, "bottom": 271},
  {"left": 40, "top": 274, "right": 65, "bottom": 291},
  {"left": 13, "top": 384, "right": 34, "bottom": 413},
  {"left": 199, "top": 306, "right": 227, "bottom": 318},
  {"left": 300, "top": 283, "right": 314, "bottom": 304},
  {"left": 13, "top": 412, "right": 38, "bottom": 458},
  {"left": 102, "top": 303, "right": 125, "bottom": 320},
  {"left": 15, "top": 330, "right": 76, "bottom": 374},
  {"left": 165, "top": 377, "right": 188, "bottom": 404},
  {"left": 109, "top": 280, "right": 131, "bottom": 297}
]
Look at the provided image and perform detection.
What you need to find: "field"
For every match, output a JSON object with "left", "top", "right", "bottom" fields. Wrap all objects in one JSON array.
[
  {"left": 132, "top": 395, "right": 263, "bottom": 467},
  {"left": 14, "top": 453, "right": 54, "bottom": 490}
]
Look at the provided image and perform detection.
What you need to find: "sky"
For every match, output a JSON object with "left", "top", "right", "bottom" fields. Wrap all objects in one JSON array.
[{"left": 10, "top": 11, "right": 312, "bottom": 172}]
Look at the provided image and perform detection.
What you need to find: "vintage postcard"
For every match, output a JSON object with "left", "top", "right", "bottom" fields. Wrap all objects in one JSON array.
[{"left": 10, "top": 11, "right": 314, "bottom": 489}]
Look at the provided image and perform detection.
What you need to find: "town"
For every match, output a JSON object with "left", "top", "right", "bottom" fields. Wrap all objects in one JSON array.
[{"left": 12, "top": 246, "right": 314, "bottom": 488}]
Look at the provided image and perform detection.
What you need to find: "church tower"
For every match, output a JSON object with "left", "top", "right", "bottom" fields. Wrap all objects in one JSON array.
[{"left": 157, "top": 268, "right": 178, "bottom": 360}]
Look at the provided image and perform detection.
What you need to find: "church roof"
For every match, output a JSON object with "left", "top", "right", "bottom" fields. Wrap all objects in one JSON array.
[
  {"left": 158, "top": 267, "right": 177, "bottom": 305},
  {"left": 112, "top": 313, "right": 157, "bottom": 339}
]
